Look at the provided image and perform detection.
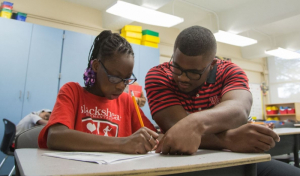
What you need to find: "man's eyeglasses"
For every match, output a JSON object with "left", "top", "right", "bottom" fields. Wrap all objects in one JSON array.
[
  {"left": 99, "top": 61, "right": 137, "bottom": 85},
  {"left": 168, "top": 57, "right": 212, "bottom": 80}
]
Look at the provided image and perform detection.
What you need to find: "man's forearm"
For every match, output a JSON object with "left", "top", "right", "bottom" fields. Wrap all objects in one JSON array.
[
  {"left": 190, "top": 90, "right": 252, "bottom": 135},
  {"left": 189, "top": 101, "right": 248, "bottom": 135},
  {"left": 199, "top": 132, "right": 228, "bottom": 150}
]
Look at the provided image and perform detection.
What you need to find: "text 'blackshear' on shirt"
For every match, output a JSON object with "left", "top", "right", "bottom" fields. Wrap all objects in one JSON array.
[{"left": 81, "top": 105, "right": 122, "bottom": 121}]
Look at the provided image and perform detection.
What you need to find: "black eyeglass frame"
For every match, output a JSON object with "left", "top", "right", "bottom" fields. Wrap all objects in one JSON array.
[
  {"left": 168, "top": 56, "right": 212, "bottom": 80},
  {"left": 99, "top": 60, "right": 137, "bottom": 85}
]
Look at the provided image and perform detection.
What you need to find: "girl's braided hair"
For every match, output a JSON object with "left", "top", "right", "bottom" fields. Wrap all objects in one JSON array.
[{"left": 83, "top": 30, "right": 134, "bottom": 87}]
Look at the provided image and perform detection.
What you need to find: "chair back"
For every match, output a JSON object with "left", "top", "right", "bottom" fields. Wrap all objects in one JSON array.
[
  {"left": 0, "top": 118, "right": 16, "bottom": 155},
  {"left": 274, "top": 120, "right": 295, "bottom": 128},
  {"left": 15, "top": 125, "right": 44, "bottom": 149}
]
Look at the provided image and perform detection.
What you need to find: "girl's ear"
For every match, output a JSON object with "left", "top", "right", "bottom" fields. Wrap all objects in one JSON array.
[{"left": 91, "top": 59, "right": 99, "bottom": 72}]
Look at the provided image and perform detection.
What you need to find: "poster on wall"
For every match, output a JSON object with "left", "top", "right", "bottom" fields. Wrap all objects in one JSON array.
[{"left": 249, "top": 83, "right": 263, "bottom": 120}]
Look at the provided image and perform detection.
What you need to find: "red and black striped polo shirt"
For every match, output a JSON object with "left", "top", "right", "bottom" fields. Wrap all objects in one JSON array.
[{"left": 145, "top": 59, "right": 250, "bottom": 116}]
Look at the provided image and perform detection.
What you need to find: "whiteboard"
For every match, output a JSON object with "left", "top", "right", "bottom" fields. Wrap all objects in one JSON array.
[{"left": 249, "top": 83, "right": 263, "bottom": 120}]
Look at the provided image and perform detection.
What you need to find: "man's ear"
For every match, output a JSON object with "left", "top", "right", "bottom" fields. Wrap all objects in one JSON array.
[
  {"left": 212, "top": 58, "right": 218, "bottom": 65},
  {"left": 209, "top": 58, "right": 218, "bottom": 70},
  {"left": 91, "top": 59, "right": 99, "bottom": 72}
]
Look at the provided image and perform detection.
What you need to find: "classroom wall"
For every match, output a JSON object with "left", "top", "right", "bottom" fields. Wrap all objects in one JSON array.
[
  {"left": 9, "top": 0, "right": 105, "bottom": 35},
  {"left": 9, "top": 0, "right": 266, "bottom": 85}
]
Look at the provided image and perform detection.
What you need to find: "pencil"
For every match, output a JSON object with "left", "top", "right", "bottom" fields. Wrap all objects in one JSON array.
[
  {"left": 249, "top": 121, "right": 265, "bottom": 125},
  {"left": 131, "top": 90, "right": 144, "bottom": 127}
]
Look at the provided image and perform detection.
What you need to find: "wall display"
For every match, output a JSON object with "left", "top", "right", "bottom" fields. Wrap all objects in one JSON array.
[{"left": 249, "top": 83, "right": 263, "bottom": 120}]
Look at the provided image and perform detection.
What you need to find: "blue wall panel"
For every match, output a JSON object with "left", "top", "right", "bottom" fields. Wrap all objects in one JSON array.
[
  {"left": 0, "top": 18, "right": 32, "bottom": 175},
  {"left": 138, "top": 46, "right": 160, "bottom": 125},
  {"left": 60, "top": 31, "right": 92, "bottom": 88},
  {"left": 131, "top": 44, "right": 140, "bottom": 80},
  {"left": 21, "top": 25, "right": 63, "bottom": 117}
]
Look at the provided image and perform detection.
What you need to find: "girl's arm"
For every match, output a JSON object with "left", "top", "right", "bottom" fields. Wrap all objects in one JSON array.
[{"left": 47, "top": 124, "right": 159, "bottom": 154}]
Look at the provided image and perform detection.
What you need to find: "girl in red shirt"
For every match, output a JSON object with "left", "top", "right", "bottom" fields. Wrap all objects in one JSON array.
[{"left": 38, "top": 30, "right": 158, "bottom": 154}]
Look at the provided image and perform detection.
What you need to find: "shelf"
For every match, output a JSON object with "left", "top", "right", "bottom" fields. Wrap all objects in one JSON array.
[
  {"left": 265, "top": 102, "right": 300, "bottom": 121},
  {"left": 266, "top": 114, "right": 295, "bottom": 116},
  {"left": 266, "top": 103, "right": 296, "bottom": 106}
]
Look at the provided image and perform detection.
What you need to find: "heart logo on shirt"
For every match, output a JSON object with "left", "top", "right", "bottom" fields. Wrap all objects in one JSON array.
[{"left": 87, "top": 123, "right": 96, "bottom": 133}]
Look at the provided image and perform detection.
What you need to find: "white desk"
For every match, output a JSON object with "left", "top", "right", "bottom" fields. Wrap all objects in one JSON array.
[
  {"left": 274, "top": 128, "right": 300, "bottom": 135},
  {"left": 268, "top": 128, "right": 300, "bottom": 167},
  {"left": 15, "top": 149, "right": 270, "bottom": 176}
]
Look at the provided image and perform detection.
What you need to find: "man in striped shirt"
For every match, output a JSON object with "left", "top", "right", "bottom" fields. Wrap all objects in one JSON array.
[{"left": 145, "top": 26, "right": 300, "bottom": 175}]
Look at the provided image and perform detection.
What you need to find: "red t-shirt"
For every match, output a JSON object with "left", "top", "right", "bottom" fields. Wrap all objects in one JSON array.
[
  {"left": 145, "top": 59, "right": 250, "bottom": 116},
  {"left": 38, "top": 82, "right": 156, "bottom": 148}
]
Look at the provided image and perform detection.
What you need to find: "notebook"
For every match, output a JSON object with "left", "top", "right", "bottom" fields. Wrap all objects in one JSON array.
[{"left": 43, "top": 151, "right": 157, "bottom": 164}]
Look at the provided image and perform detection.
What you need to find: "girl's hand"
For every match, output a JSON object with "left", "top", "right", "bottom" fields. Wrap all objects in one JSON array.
[
  {"left": 137, "top": 97, "right": 146, "bottom": 107},
  {"left": 119, "top": 127, "right": 159, "bottom": 154},
  {"left": 155, "top": 116, "right": 204, "bottom": 155},
  {"left": 265, "top": 123, "right": 274, "bottom": 129}
]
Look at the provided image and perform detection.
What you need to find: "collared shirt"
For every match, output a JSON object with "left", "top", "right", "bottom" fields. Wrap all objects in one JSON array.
[{"left": 145, "top": 59, "right": 250, "bottom": 116}]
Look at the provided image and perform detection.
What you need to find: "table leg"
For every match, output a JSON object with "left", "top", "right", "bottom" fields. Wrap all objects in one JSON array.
[
  {"left": 245, "top": 163, "right": 257, "bottom": 176},
  {"left": 294, "top": 134, "right": 299, "bottom": 167}
]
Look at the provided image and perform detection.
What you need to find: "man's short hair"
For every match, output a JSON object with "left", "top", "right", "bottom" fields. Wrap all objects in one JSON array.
[{"left": 174, "top": 26, "right": 217, "bottom": 58}]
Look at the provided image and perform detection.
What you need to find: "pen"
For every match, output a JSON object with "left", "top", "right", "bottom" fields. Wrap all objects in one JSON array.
[{"left": 131, "top": 90, "right": 144, "bottom": 127}]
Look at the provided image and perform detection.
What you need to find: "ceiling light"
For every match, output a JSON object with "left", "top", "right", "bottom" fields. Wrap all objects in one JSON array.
[
  {"left": 214, "top": 30, "right": 257, "bottom": 47},
  {"left": 106, "top": 1, "right": 184, "bottom": 27},
  {"left": 265, "top": 47, "right": 300, "bottom": 59}
]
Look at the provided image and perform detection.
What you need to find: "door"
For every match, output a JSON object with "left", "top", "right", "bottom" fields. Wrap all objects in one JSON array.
[
  {"left": 138, "top": 46, "right": 160, "bottom": 125},
  {"left": 21, "top": 24, "right": 63, "bottom": 117},
  {"left": 131, "top": 43, "right": 140, "bottom": 80},
  {"left": 60, "top": 31, "right": 93, "bottom": 88},
  {"left": 0, "top": 17, "right": 32, "bottom": 175}
]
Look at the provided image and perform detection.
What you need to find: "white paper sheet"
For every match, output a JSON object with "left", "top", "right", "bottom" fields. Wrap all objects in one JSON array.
[{"left": 43, "top": 151, "right": 157, "bottom": 164}]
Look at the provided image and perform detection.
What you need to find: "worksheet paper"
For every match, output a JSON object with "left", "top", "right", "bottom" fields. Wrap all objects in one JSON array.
[{"left": 43, "top": 151, "right": 157, "bottom": 164}]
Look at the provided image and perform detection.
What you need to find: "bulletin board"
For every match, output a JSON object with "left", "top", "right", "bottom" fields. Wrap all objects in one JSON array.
[{"left": 249, "top": 83, "right": 263, "bottom": 120}]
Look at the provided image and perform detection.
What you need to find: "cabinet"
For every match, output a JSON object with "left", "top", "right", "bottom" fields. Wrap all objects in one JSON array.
[
  {"left": 0, "top": 19, "right": 63, "bottom": 175},
  {"left": 134, "top": 44, "right": 160, "bottom": 125},
  {"left": 0, "top": 18, "right": 32, "bottom": 175},
  {"left": 0, "top": 18, "right": 32, "bottom": 125},
  {"left": 21, "top": 24, "right": 63, "bottom": 117},
  {"left": 59, "top": 31, "right": 93, "bottom": 87},
  {"left": 131, "top": 44, "right": 140, "bottom": 80},
  {"left": 0, "top": 20, "right": 63, "bottom": 121},
  {"left": 265, "top": 102, "right": 300, "bottom": 121}
]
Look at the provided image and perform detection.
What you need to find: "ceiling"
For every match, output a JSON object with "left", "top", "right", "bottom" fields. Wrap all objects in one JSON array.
[{"left": 63, "top": 0, "right": 300, "bottom": 59}]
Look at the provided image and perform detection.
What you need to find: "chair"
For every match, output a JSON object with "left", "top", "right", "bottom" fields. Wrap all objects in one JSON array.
[
  {"left": 15, "top": 125, "right": 44, "bottom": 149},
  {"left": 0, "top": 118, "right": 16, "bottom": 176},
  {"left": 274, "top": 120, "right": 295, "bottom": 128},
  {"left": 14, "top": 125, "right": 44, "bottom": 176}
]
